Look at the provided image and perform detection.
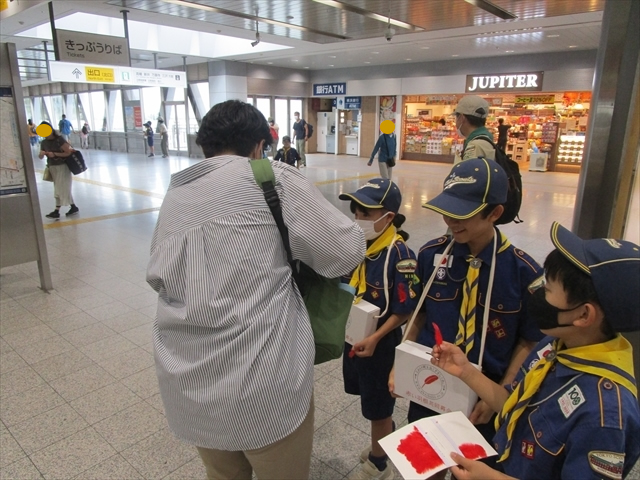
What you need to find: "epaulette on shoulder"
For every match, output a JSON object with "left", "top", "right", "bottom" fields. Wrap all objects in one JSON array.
[
  {"left": 419, "top": 235, "right": 449, "bottom": 252},
  {"left": 597, "top": 378, "right": 623, "bottom": 430},
  {"left": 512, "top": 247, "right": 540, "bottom": 273}
]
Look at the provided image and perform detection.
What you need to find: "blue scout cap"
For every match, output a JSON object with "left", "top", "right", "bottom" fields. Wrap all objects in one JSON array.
[
  {"left": 423, "top": 157, "right": 507, "bottom": 219},
  {"left": 339, "top": 178, "right": 402, "bottom": 213},
  {"left": 550, "top": 222, "right": 640, "bottom": 332}
]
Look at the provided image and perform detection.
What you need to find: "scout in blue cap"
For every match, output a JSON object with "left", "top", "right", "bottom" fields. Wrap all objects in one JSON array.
[
  {"left": 338, "top": 178, "right": 420, "bottom": 480},
  {"left": 395, "top": 158, "right": 544, "bottom": 471},
  {"left": 431, "top": 223, "right": 640, "bottom": 480}
]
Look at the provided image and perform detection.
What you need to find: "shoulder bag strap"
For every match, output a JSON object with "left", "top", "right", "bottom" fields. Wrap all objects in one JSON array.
[{"left": 248, "top": 159, "right": 298, "bottom": 277}]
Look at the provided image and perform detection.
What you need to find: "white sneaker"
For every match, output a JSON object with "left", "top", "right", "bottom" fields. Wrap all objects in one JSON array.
[
  {"left": 360, "top": 446, "right": 371, "bottom": 463},
  {"left": 348, "top": 459, "right": 392, "bottom": 480}
]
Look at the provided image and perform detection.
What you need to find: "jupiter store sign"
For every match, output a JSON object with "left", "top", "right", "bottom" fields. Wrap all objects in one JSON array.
[{"left": 466, "top": 72, "right": 544, "bottom": 93}]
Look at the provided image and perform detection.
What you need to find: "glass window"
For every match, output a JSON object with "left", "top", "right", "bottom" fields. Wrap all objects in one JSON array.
[
  {"left": 247, "top": 96, "right": 254, "bottom": 105},
  {"left": 124, "top": 89, "right": 140, "bottom": 101},
  {"left": 275, "top": 98, "right": 288, "bottom": 138},
  {"left": 290, "top": 99, "right": 302, "bottom": 129},
  {"left": 42, "top": 96, "right": 54, "bottom": 124},
  {"left": 24, "top": 98, "right": 33, "bottom": 123},
  {"left": 109, "top": 90, "right": 125, "bottom": 132},
  {"left": 141, "top": 87, "right": 162, "bottom": 123},
  {"left": 65, "top": 94, "right": 79, "bottom": 129},
  {"left": 192, "top": 82, "right": 210, "bottom": 117},
  {"left": 255, "top": 97, "right": 270, "bottom": 122},
  {"left": 51, "top": 95, "right": 64, "bottom": 127},
  {"left": 35, "top": 97, "right": 50, "bottom": 124},
  {"left": 187, "top": 99, "right": 198, "bottom": 134},
  {"left": 89, "top": 91, "right": 107, "bottom": 131},
  {"left": 78, "top": 92, "right": 91, "bottom": 129},
  {"left": 167, "top": 88, "right": 185, "bottom": 102}
]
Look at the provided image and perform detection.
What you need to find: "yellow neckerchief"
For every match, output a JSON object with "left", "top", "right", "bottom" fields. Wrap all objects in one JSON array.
[
  {"left": 495, "top": 334, "right": 637, "bottom": 462},
  {"left": 349, "top": 225, "right": 401, "bottom": 303}
]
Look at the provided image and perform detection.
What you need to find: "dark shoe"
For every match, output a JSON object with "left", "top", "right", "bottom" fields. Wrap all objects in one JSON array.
[
  {"left": 66, "top": 206, "right": 79, "bottom": 216},
  {"left": 148, "top": 153, "right": 155, "bottom": 157},
  {"left": 46, "top": 210, "right": 60, "bottom": 219},
  {"left": 162, "top": 155, "right": 168, "bottom": 158}
]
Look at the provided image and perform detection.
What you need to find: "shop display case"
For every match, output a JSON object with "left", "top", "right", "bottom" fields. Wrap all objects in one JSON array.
[{"left": 552, "top": 135, "right": 585, "bottom": 172}]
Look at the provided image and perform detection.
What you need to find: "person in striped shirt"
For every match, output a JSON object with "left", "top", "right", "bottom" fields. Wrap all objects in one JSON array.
[{"left": 147, "top": 100, "right": 365, "bottom": 480}]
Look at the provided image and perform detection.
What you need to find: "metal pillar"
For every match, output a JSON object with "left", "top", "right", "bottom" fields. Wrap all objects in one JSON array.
[
  {"left": 121, "top": 9, "right": 132, "bottom": 67},
  {"left": 48, "top": 1, "right": 59, "bottom": 61},
  {"left": 572, "top": 0, "right": 640, "bottom": 239},
  {"left": 43, "top": 40, "right": 51, "bottom": 80},
  {"left": 153, "top": 52, "right": 158, "bottom": 69},
  {"left": 183, "top": 55, "right": 190, "bottom": 156}
]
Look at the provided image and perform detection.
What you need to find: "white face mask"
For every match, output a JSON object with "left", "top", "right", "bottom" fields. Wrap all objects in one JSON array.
[{"left": 356, "top": 212, "right": 391, "bottom": 241}]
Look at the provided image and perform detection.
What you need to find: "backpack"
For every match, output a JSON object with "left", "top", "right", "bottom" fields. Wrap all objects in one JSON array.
[
  {"left": 81, "top": 125, "right": 88, "bottom": 134},
  {"left": 475, "top": 136, "right": 523, "bottom": 225},
  {"left": 305, "top": 121, "right": 314, "bottom": 138}
]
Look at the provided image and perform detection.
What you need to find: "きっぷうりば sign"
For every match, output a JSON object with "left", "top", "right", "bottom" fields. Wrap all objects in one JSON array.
[
  {"left": 56, "top": 29, "right": 130, "bottom": 67},
  {"left": 466, "top": 72, "right": 544, "bottom": 93}
]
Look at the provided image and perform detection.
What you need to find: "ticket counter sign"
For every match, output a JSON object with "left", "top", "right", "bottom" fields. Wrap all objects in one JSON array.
[
  {"left": 85, "top": 67, "right": 115, "bottom": 83},
  {"left": 56, "top": 30, "right": 130, "bottom": 67}
]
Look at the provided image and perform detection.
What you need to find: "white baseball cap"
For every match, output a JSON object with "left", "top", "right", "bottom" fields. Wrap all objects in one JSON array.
[{"left": 455, "top": 95, "right": 490, "bottom": 118}]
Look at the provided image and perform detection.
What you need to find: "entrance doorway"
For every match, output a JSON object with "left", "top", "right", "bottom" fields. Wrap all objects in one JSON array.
[{"left": 164, "top": 102, "right": 188, "bottom": 154}]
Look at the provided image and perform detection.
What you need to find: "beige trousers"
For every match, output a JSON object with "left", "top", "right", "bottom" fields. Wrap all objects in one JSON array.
[{"left": 196, "top": 397, "right": 314, "bottom": 480}]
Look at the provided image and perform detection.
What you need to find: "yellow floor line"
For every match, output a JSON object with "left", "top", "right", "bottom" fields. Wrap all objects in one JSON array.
[
  {"left": 43, "top": 208, "right": 161, "bottom": 229},
  {"left": 36, "top": 170, "right": 165, "bottom": 199},
  {"left": 38, "top": 170, "right": 377, "bottom": 229}
]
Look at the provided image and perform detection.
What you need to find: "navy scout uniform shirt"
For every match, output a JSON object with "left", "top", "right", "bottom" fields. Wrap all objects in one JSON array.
[
  {"left": 416, "top": 231, "right": 543, "bottom": 381},
  {"left": 343, "top": 238, "right": 419, "bottom": 329},
  {"left": 495, "top": 336, "right": 640, "bottom": 480}
]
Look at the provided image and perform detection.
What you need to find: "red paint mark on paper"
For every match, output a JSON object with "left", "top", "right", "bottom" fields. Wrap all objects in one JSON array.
[
  {"left": 459, "top": 443, "right": 487, "bottom": 460},
  {"left": 397, "top": 427, "right": 444, "bottom": 474},
  {"left": 423, "top": 375, "right": 439, "bottom": 387},
  {"left": 432, "top": 322, "right": 443, "bottom": 346}
]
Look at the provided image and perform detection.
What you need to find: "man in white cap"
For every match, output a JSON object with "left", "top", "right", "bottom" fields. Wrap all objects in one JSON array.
[{"left": 455, "top": 95, "right": 495, "bottom": 162}]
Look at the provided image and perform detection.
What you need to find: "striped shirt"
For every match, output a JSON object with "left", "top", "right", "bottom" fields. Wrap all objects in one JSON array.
[{"left": 147, "top": 155, "right": 365, "bottom": 450}]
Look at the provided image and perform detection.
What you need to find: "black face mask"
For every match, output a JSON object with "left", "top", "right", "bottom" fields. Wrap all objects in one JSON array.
[{"left": 528, "top": 288, "right": 584, "bottom": 330}]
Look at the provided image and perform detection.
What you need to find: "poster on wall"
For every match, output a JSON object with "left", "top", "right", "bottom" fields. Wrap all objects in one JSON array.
[
  {"left": 0, "top": 87, "right": 28, "bottom": 196},
  {"left": 380, "top": 96, "right": 396, "bottom": 125}
]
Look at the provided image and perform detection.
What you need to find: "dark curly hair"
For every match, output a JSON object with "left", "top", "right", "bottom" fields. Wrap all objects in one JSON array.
[{"left": 196, "top": 100, "right": 272, "bottom": 158}]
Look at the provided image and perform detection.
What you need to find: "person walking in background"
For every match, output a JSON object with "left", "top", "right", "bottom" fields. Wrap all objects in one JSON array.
[
  {"left": 38, "top": 121, "right": 79, "bottom": 218},
  {"left": 454, "top": 96, "right": 495, "bottom": 163},
  {"left": 292, "top": 111, "right": 308, "bottom": 167},
  {"left": 58, "top": 114, "right": 73, "bottom": 142},
  {"left": 497, "top": 118, "right": 511, "bottom": 152},
  {"left": 147, "top": 99, "right": 365, "bottom": 480},
  {"left": 27, "top": 119, "right": 38, "bottom": 146},
  {"left": 144, "top": 121, "right": 155, "bottom": 157},
  {"left": 368, "top": 131, "right": 397, "bottom": 180},
  {"left": 80, "top": 122, "right": 90, "bottom": 149},
  {"left": 157, "top": 118, "right": 169, "bottom": 158},
  {"left": 268, "top": 118, "right": 279, "bottom": 158}
]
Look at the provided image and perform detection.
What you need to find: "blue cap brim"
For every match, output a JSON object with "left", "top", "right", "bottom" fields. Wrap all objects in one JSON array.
[
  {"left": 339, "top": 191, "right": 384, "bottom": 209},
  {"left": 550, "top": 222, "right": 590, "bottom": 275},
  {"left": 422, "top": 191, "right": 487, "bottom": 219}
]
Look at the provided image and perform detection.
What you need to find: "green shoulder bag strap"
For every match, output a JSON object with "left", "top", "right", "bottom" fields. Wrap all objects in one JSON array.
[{"left": 248, "top": 159, "right": 303, "bottom": 292}]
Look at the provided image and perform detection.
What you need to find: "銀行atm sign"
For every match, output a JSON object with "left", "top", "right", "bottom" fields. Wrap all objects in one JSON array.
[
  {"left": 466, "top": 72, "right": 544, "bottom": 93},
  {"left": 313, "top": 82, "right": 346, "bottom": 96}
]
